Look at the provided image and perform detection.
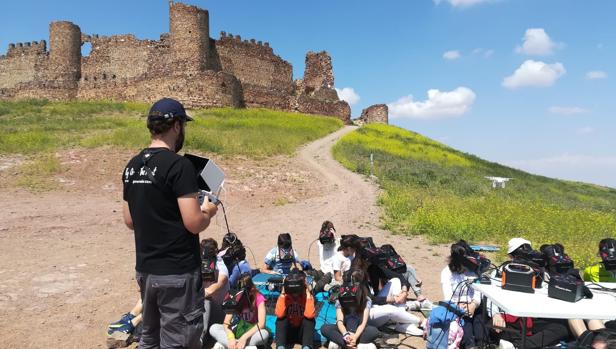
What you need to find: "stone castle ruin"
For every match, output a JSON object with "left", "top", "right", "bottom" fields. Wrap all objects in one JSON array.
[
  {"left": 357, "top": 104, "right": 388, "bottom": 125},
  {"left": 0, "top": 1, "right": 351, "bottom": 122}
]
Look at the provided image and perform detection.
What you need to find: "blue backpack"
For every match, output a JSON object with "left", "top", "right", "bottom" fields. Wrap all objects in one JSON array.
[{"left": 426, "top": 301, "right": 465, "bottom": 349}]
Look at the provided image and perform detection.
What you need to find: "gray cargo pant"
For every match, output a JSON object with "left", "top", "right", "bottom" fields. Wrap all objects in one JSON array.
[{"left": 136, "top": 268, "right": 204, "bottom": 349}]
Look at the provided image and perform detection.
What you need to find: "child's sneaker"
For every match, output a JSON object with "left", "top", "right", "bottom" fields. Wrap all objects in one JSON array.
[
  {"left": 212, "top": 343, "right": 226, "bottom": 349},
  {"left": 406, "top": 300, "right": 421, "bottom": 311},
  {"left": 420, "top": 299, "right": 434, "bottom": 310},
  {"left": 328, "top": 341, "right": 341, "bottom": 349},
  {"left": 107, "top": 313, "right": 135, "bottom": 335},
  {"left": 357, "top": 344, "right": 377, "bottom": 349}
]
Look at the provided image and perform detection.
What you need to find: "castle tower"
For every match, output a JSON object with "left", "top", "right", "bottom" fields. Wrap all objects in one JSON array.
[
  {"left": 303, "top": 51, "right": 334, "bottom": 92},
  {"left": 49, "top": 21, "right": 81, "bottom": 85},
  {"left": 169, "top": 1, "right": 209, "bottom": 74}
]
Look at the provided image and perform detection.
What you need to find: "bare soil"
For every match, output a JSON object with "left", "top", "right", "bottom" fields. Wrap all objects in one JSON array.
[{"left": 0, "top": 126, "right": 448, "bottom": 348}]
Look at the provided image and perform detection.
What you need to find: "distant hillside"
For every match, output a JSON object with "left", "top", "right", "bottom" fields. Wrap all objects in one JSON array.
[{"left": 333, "top": 124, "right": 616, "bottom": 266}]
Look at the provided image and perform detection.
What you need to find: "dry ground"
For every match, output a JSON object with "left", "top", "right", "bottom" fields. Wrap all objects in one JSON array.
[{"left": 0, "top": 126, "right": 448, "bottom": 348}]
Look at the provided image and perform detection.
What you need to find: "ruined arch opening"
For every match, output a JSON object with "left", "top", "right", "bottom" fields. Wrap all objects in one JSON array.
[{"left": 81, "top": 42, "right": 92, "bottom": 57}]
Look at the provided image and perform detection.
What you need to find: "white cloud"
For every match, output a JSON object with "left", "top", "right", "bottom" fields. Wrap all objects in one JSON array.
[
  {"left": 388, "top": 86, "right": 476, "bottom": 119},
  {"left": 515, "top": 28, "right": 562, "bottom": 56},
  {"left": 443, "top": 50, "right": 461, "bottom": 60},
  {"left": 506, "top": 154, "right": 616, "bottom": 187},
  {"left": 502, "top": 60, "right": 566, "bottom": 89},
  {"left": 335, "top": 87, "right": 360, "bottom": 105},
  {"left": 433, "top": 0, "right": 493, "bottom": 8},
  {"left": 548, "top": 106, "right": 590, "bottom": 115},
  {"left": 585, "top": 70, "right": 608, "bottom": 80},
  {"left": 576, "top": 127, "right": 594, "bottom": 135}
]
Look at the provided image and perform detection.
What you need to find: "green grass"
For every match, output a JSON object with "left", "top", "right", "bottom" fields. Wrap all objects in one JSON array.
[
  {"left": 0, "top": 100, "right": 343, "bottom": 157},
  {"left": 0, "top": 99, "right": 343, "bottom": 190},
  {"left": 333, "top": 124, "right": 616, "bottom": 267},
  {"left": 13, "top": 153, "right": 63, "bottom": 191}
]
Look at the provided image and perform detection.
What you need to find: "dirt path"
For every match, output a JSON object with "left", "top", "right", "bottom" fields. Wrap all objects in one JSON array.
[{"left": 0, "top": 126, "right": 448, "bottom": 348}]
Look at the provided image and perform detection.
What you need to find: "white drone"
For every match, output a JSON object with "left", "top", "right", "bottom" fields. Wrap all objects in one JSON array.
[{"left": 485, "top": 176, "right": 513, "bottom": 189}]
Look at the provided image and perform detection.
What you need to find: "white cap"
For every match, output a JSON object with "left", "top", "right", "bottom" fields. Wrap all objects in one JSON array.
[{"left": 507, "top": 238, "right": 531, "bottom": 254}]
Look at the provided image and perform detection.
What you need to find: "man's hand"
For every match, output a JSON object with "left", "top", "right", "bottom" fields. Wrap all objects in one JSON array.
[
  {"left": 201, "top": 200, "right": 218, "bottom": 217},
  {"left": 228, "top": 340, "right": 237, "bottom": 349},
  {"left": 492, "top": 314, "right": 506, "bottom": 333}
]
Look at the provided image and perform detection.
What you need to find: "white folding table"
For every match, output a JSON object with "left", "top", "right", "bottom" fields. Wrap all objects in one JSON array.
[{"left": 471, "top": 282, "right": 616, "bottom": 348}]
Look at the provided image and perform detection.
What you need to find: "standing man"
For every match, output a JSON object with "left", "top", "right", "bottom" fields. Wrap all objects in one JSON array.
[{"left": 122, "top": 98, "right": 218, "bottom": 349}]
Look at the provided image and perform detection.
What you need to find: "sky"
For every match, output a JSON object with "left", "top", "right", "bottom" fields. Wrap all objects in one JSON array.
[{"left": 2, "top": 0, "right": 615, "bottom": 187}]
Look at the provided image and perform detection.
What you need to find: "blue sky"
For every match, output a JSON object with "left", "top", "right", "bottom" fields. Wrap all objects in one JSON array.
[{"left": 2, "top": 0, "right": 615, "bottom": 187}]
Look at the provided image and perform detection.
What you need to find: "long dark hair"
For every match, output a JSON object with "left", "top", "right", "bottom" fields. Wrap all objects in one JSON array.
[
  {"left": 448, "top": 240, "right": 470, "bottom": 274},
  {"left": 351, "top": 252, "right": 370, "bottom": 271},
  {"left": 200, "top": 238, "right": 218, "bottom": 259},
  {"left": 237, "top": 273, "right": 257, "bottom": 307}
]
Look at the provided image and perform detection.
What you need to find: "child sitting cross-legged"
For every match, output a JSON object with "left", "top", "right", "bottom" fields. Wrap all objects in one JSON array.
[
  {"left": 275, "top": 269, "right": 317, "bottom": 349},
  {"left": 321, "top": 269, "right": 380, "bottom": 349}
]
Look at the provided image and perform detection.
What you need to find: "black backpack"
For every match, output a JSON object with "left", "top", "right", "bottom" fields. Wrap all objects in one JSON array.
[{"left": 381, "top": 244, "right": 407, "bottom": 274}]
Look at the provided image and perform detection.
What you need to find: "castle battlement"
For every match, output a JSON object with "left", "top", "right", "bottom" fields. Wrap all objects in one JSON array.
[
  {"left": 0, "top": 2, "right": 351, "bottom": 122},
  {"left": 217, "top": 32, "right": 273, "bottom": 55},
  {"left": 6, "top": 40, "right": 47, "bottom": 57}
]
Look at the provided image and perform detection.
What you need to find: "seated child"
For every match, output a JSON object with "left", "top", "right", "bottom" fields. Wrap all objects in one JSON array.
[
  {"left": 263, "top": 233, "right": 301, "bottom": 275},
  {"left": 209, "top": 273, "right": 270, "bottom": 349},
  {"left": 321, "top": 269, "right": 380, "bottom": 349},
  {"left": 275, "top": 269, "right": 317, "bottom": 349}
]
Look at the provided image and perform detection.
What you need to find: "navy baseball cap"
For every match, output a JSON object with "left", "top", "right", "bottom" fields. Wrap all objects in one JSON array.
[{"left": 147, "top": 98, "right": 193, "bottom": 122}]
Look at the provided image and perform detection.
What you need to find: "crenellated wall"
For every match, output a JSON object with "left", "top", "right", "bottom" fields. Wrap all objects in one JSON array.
[
  {"left": 0, "top": 1, "right": 351, "bottom": 122},
  {"left": 0, "top": 42, "right": 47, "bottom": 90}
]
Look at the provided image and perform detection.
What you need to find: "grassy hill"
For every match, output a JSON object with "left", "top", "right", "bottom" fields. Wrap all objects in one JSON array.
[
  {"left": 0, "top": 100, "right": 343, "bottom": 157},
  {"left": 0, "top": 100, "right": 343, "bottom": 189},
  {"left": 333, "top": 124, "right": 616, "bottom": 266}
]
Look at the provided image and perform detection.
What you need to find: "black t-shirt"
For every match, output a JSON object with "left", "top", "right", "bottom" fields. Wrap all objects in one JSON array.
[{"left": 123, "top": 147, "right": 200, "bottom": 275}]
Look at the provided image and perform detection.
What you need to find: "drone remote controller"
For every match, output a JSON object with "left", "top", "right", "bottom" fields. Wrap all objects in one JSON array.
[{"left": 198, "top": 190, "right": 220, "bottom": 206}]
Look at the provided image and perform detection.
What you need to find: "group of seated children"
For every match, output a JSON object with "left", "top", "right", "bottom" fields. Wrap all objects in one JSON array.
[
  {"left": 107, "top": 227, "right": 616, "bottom": 349},
  {"left": 107, "top": 221, "right": 431, "bottom": 349},
  {"left": 437, "top": 238, "right": 616, "bottom": 349}
]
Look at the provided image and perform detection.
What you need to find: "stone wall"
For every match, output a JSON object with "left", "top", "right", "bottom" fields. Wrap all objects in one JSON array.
[
  {"left": 81, "top": 35, "right": 156, "bottom": 81},
  {"left": 0, "top": 1, "right": 351, "bottom": 122},
  {"left": 295, "top": 94, "right": 350, "bottom": 121},
  {"left": 0, "top": 42, "right": 47, "bottom": 89},
  {"left": 213, "top": 32, "right": 293, "bottom": 109},
  {"left": 357, "top": 104, "right": 388, "bottom": 124},
  {"left": 77, "top": 71, "right": 242, "bottom": 109},
  {"left": 303, "top": 51, "right": 334, "bottom": 92}
]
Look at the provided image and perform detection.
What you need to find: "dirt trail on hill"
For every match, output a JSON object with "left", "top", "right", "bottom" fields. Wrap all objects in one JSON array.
[
  {"left": 214, "top": 125, "right": 449, "bottom": 283},
  {"left": 0, "top": 126, "right": 447, "bottom": 349}
]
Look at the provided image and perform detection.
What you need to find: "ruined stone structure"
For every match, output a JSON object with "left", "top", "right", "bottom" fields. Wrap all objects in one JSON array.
[
  {"left": 0, "top": 1, "right": 350, "bottom": 122},
  {"left": 357, "top": 104, "right": 389, "bottom": 125}
]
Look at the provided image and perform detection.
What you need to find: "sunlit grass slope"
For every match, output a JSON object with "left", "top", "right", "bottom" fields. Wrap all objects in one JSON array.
[
  {"left": 333, "top": 124, "right": 616, "bottom": 266},
  {"left": 0, "top": 100, "right": 343, "bottom": 189}
]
